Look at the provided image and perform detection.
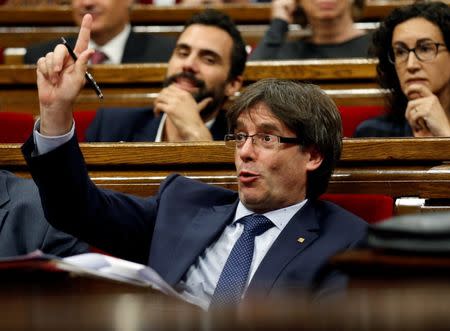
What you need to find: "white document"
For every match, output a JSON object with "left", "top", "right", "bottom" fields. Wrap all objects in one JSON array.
[
  {"left": 0, "top": 250, "right": 203, "bottom": 308},
  {"left": 60, "top": 253, "right": 178, "bottom": 296}
]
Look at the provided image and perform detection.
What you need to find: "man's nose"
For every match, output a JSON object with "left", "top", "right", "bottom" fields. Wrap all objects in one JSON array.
[
  {"left": 182, "top": 54, "right": 199, "bottom": 73},
  {"left": 238, "top": 136, "right": 257, "bottom": 160}
]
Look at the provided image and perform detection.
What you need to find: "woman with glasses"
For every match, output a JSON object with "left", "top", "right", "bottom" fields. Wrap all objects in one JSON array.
[{"left": 355, "top": 1, "right": 450, "bottom": 137}]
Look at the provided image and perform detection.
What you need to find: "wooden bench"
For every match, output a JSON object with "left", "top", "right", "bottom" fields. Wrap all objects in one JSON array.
[
  {"left": 0, "top": 1, "right": 440, "bottom": 26},
  {"left": 0, "top": 22, "right": 379, "bottom": 62},
  {"left": 2, "top": 138, "right": 450, "bottom": 214},
  {"left": 0, "top": 59, "right": 382, "bottom": 114}
]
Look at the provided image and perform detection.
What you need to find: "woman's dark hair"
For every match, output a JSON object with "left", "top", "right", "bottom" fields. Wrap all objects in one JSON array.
[
  {"left": 227, "top": 79, "right": 343, "bottom": 200},
  {"left": 372, "top": 1, "right": 450, "bottom": 122}
]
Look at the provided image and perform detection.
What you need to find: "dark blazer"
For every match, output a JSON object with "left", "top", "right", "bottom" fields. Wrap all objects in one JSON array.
[
  {"left": 22, "top": 136, "right": 367, "bottom": 299},
  {"left": 24, "top": 31, "right": 177, "bottom": 64},
  {"left": 0, "top": 170, "right": 89, "bottom": 257},
  {"left": 354, "top": 115, "right": 413, "bottom": 137},
  {"left": 250, "top": 19, "right": 372, "bottom": 60},
  {"left": 85, "top": 107, "right": 229, "bottom": 142}
]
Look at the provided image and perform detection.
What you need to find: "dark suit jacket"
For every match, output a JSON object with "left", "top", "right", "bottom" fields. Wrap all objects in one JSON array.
[
  {"left": 0, "top": 170, "right": 89, "bottom": 257},
  {"left": 354, "top": 115, "right": 413, "bottom": 137},
  {"left": 24, "top": 31, "right": 176, "bottom": 64},
  {"left": 250, "top": 19, "right": 372, "bottom": 60},
  {"left": 22, "top": 136, "right": 367, "bottom": 299},
  {"left": 85, "top": 107, "right": 229, "bottom": 142}
]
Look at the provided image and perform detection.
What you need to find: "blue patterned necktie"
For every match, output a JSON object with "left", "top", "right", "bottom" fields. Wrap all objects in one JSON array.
[{"left": 210, "top": 214, "right": 274, "bottom": 307}]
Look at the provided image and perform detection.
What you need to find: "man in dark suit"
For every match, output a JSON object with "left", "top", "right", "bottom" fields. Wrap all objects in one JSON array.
[
  {"left": 22, "top": 16, "right": 367, "bottom": 309},
  {"left": 24, "top": 0, "right": 176, "bottom": 64},
  {"left": 85, "top": 9, "right": 246, "bottom": 142},
  {"left": 0, "top": 170, "right": 89, "bottom": 257}
]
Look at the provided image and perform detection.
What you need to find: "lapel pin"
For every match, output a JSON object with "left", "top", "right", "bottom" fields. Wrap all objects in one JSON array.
[{"left": 297, "top": 237, "right": 305, "bottom": 243}]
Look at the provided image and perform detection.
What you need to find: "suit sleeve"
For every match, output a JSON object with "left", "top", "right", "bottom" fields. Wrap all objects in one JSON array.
[
  {"left": 41, "top": 224, "right": 90, "bottom": 257},
  {"left": 22, "top": 134, "right": 158, "bottom": 264}
]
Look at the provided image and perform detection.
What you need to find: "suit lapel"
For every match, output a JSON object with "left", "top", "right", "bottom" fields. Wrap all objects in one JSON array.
[
  {"left": 0, "top": 175, "right": 10, "bottom": 230},
  {"left": 121, "top": 32, "right": 141, "bottom": 63},
  {"left": 133, "top": 112, "right": 160, "bottom": 141},
  {"left": 210, "top": 110, "right": 228, "bottom": 140},
  {"left": 246, "top": 200, "right": 320, "bottom": 296},
  {"left": 164, "top": 201, "right": 238, "bottom": 285}
]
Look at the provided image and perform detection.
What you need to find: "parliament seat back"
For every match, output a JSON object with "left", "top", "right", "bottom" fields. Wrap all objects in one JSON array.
[
  {"left": 321, "top": 193, "right": 394, "bottom": 224},
  {"left": 0, "top": 112, "right": 34, "bottom": 143},
  {"left": 73, "top": 111, "right": 97, "bottom": 142},
  {"left": 338, "top": 105, "right": 386, "bottom": 137}
]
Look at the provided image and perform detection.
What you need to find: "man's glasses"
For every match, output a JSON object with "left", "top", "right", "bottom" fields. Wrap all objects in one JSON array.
[
  {"left": 388, "top": 41, "right": 447, "bottom": 64},
  {"left": 224, "top": 133, "right": 302, "bottom": 149}
]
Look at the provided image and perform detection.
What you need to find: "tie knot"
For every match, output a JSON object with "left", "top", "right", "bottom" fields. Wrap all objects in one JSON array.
[
  {"left": 91, "top": 50, "right": 108, "bottom": 64},
  {"left": 239, "top": 214, "right": 274, "bottom": 236}
]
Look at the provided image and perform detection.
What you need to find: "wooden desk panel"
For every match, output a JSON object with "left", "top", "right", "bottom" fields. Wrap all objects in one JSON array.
[
  {"left": 1, "top": 1, "right": 449, "bottom": 25},
  {"left": 1, "top": 275, "right": 450, "bottom": 330},
  {"left": 0, "top": 60, "right": 378, "bottom": 84},
  {"left": 0, "top": 60, "right": 381, "bottom": 113},
  {"left": 0, "top": 23, "right": 377, "bottom": 50},
  {"left": 2, "top": 139, "right": 450, "bottom": 200}
]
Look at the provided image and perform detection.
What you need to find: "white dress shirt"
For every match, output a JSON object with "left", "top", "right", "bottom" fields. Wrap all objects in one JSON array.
[{"left": 89, "top": 24, "right": 131, "bottom": 64}]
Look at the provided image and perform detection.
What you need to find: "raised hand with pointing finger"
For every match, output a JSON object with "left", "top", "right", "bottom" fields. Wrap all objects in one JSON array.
[{"left": 36, "top": 14, "right": 94, "bottom": 137}]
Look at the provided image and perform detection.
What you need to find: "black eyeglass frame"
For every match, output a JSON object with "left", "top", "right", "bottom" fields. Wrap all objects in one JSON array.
[
  {"left": 224, "top": 133, "right": 303, "bottom": 149},
  {"left": 388, "top": 42, "right": 447, "bottom": 64}
]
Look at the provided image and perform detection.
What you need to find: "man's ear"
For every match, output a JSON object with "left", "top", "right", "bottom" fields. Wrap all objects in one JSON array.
[
  {"left": 225, "top": 75, "right": 243, "bottom": 98},
  {"left": 305, "top": 147, "right": 323, "bottom": 171}
]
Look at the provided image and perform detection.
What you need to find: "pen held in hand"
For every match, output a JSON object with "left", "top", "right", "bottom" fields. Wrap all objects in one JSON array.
[{"left": 61, "top": 37, "right": 104, "bottom": 99}]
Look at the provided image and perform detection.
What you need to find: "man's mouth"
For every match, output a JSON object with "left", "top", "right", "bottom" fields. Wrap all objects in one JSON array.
[
  {"left": 80, "top": 10, "right": 100, "bottom": 18},
  {"left": 238, "top": 171, "right": 260, "bottom": 184},
  {"left": 174, "top": 77, "right": 200, "bottom": 92}
]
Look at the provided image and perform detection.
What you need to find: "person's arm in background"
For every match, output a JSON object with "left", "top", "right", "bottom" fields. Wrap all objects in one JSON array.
[{"left": 249, "top": 0, "right": 296, "bottom": 60}]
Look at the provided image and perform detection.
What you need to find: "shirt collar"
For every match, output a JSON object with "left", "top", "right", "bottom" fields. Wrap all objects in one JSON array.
[
  {"left": 233, "top": 200, "right": 308, "bottom": 231},
  {"left": 89, "top": 24, "right": 131, "bottom": 64}
]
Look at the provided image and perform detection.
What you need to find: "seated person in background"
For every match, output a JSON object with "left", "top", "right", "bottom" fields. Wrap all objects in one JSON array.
[
  {"left": 250, "top": 0, "right": 371, "bottom": 60},
  {"left": 24, "top": 0, "right": 176, "bottom": 64},
  {"left": 86, "top": 9, "right": 246, "bottom": 142},
  {"left": 179, "top": 0, "right": 250, "bottom": 5},
  {"left": 355, "top": 2, "right": 450, "bottom": 137},
  {"left": 0, "top": 170, "right": 89, "bottom": 257},
  {"left": 22, "top": 14, "right": 367, "bottom": 308}
]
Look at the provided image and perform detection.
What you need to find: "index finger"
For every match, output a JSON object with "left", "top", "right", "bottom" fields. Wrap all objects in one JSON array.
[{"left": 74, "top": 14, "right": 93, "bottom": 56}]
